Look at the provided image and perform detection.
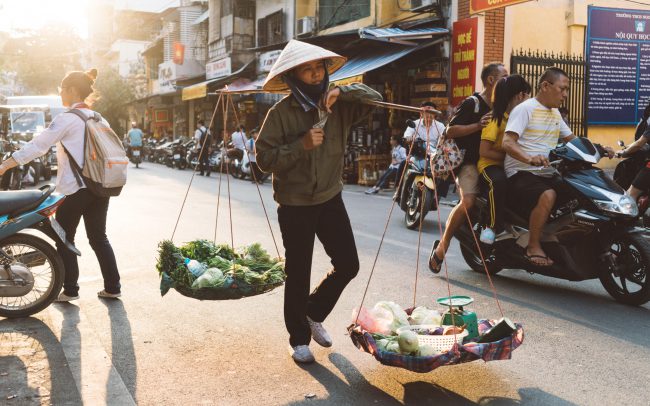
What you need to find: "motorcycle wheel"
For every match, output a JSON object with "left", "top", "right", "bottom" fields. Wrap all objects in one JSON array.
[
  {"left": 42, "top": 166, "right": 53, "bottom": 181},
  {"left": 9, "top": 169, "right": 23, "bottom": 190},
  {"left": 0, "top": 233, "right": 64, "bottom": 318},
  {"left": 460, "top": 243, "right": 503, "bottom": 275},
  {"left": 404, "top": 181, "right": 426, "bottom": 230},
  {"left": 32, "top": 164, "right": 42, "bottom": 185},
  {"left": 599, "top": 233, "right": 650, "bottom": 306}
]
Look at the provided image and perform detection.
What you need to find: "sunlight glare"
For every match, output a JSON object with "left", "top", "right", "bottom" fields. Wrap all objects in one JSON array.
[{"left": 0, "top": 0, "right": 89, "bottom": 37}]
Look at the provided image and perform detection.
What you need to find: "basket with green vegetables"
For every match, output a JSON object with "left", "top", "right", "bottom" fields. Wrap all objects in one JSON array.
[{"left": 156, "top": 239, "right": 286, "bottom": 300}]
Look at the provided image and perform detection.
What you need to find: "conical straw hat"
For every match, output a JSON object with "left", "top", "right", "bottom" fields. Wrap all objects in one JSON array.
[{"left": 263, "top": 40, "right": 347, "bottom": 92}]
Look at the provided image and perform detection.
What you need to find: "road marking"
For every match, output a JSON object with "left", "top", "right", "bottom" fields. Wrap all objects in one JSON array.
[{"left": 47, "top": 305, "right": 136, "bottom": 405}]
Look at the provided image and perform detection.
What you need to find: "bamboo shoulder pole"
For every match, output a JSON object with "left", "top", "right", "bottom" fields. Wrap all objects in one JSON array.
[{"left": 208, "top": 90, "right": 441, "bottom": 115}]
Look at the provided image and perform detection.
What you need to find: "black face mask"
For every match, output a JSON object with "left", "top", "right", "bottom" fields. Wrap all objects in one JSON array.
[{"left": 283, "top": 63, "right": 330, "bottom": 112}]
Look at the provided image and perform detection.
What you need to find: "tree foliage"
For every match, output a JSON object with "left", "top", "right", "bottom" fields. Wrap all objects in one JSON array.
[
  {"left": 2, "top": 24, "right": 83, "bottom": 94},
  {"left": 92, "top": 66, "right": 135, "bottom": 136}
]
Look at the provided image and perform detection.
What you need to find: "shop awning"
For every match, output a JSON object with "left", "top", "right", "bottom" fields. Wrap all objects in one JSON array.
[
  {"left": 330, "top": 41, "right": 439, "bottom": 82},
  {"left": 359, "top": 27, "right": 448, "bottom": 45},
  {"left": 182, "top": 61, "right": 255, "bottom": 101},
  {"left": 192, "top": 10, "right": 208, "bottom": 25}
]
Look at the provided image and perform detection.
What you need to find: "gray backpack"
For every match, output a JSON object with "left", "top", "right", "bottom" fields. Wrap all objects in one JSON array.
[{"left": 63, "top": 109, "right": 128, "bottom": 197}]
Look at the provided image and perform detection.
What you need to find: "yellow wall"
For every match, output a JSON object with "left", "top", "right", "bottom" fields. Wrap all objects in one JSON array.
[
  {"left": 505, "top": 0, "right": 650, "bottom": 167},
  {"left": 295, "top": 0, "right": 316, "bottom": 20}
]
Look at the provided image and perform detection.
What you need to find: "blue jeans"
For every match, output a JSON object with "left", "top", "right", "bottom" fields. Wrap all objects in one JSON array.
[
  {"left": 375, "top": 166, "right": 398, "bottom": 189},
  {"left": 56, "top": 188, "right": 121, "bottom": 295}
]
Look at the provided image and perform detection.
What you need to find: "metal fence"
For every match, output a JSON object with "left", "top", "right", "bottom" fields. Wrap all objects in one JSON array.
[{"left": 510, "top": 49, "right": 587, "bottom": 137}]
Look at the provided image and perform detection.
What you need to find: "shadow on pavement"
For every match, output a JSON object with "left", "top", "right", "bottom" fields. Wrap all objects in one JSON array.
[
  {"left": 478, "top": 387, "right": 579, "bottom": 405},
  {"left": 99, "top": 298, "right": 138, "bottom": 399},
  {"left": 284, "top": 352, "right": 512, "bottom": 406},
  {"left": 0, "top": 317, "right": 81, "bottom": 404},
  {"left": 446, "top": 274, "right": 650, "bottom": 348}
]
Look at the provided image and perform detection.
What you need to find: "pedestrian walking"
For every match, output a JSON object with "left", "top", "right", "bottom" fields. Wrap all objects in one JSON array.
[
  {"left": 195, "top": 120, "right": 212, "bottom": 176},
  {"left": 246, "top": 128, "right": 264, "bottom": 184},
  {"left": 0, "top": 69, "right": 122, "bottom": 301},
  {"left": 256, "top": 40, "right": 382, "bottom": 363}
]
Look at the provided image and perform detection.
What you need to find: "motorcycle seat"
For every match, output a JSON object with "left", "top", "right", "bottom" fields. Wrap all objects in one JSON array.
[{"left": 0, "top": 189, "right": 48, "bottom": 218}]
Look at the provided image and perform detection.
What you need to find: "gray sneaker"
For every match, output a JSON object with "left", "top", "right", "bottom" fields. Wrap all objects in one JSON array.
[
  {"left": 55, "top": 293, "right": 79, "bottom": 302},
  {"left": 289, "top": 345, "right": 315, "bottom": 363},
  {"left": 97, "top": 290, "right": 121, "bottom": 299},
  {"left": 307, "top": 316, "right": 332, "bottom": 347}
]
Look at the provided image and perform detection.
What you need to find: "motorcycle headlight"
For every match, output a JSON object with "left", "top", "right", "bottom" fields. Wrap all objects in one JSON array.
[{"left": 592, "top": 186, "right": 639, "bottom": 217}]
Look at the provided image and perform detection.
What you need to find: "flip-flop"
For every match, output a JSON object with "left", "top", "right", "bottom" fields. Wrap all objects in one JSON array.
[
  {"left": 428, "top": 240, "right": 444, "bottom": 274},
  {"left": 523, "top": 253, "right": 553, "bottom": 267}
]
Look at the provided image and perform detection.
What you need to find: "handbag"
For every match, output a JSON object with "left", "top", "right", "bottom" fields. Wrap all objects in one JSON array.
[{"left": 430, "top": 136, "right": 465, "bottom": 179}]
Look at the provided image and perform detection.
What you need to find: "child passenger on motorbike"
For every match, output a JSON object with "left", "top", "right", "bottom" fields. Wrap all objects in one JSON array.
[{"left": 477, "top": 75, "right": 531, "bottom": 244}]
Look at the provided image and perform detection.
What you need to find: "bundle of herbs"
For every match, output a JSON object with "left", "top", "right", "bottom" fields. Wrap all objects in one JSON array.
[{"left": 156, "top": 239, "right": 285, "bottom": 299}]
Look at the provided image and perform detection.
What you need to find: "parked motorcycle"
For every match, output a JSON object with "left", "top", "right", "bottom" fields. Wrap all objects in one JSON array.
[
  {"left": 454, "top": 137, "right": 649, "bottom": 306},
  {"left": 1, "top": 138, "right": 25, "bottom": 191},
  {"left": 0, "top": 184, "right": 81, "bottom": 317}
]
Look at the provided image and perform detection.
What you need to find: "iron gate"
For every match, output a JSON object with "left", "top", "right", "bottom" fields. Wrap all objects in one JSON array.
[{"left": 510, "top": 49, "right": 587, "bottom": 137}]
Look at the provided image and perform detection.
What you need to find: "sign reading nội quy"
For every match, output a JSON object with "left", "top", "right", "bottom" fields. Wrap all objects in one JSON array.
[{"left": 451, "top": 18, "right": 479, "bottom": 107}]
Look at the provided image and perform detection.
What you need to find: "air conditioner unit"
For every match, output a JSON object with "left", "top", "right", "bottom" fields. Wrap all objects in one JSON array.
[
  {"left": 410, "top": 0, "right": 437, "bottom": 11},
  {"left": 297, "top": 16, "right": 314, "bottom": 36}
]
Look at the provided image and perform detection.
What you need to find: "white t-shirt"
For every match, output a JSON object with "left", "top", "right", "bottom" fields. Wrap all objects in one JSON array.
[
  {"left": 390, "top": 145, "right": 407, "bottom": 168},
  {"left": 403, "top": 118, "right": 445, "bottom": 151},
  {"left": 12, "top": 103, "right": 102, "bottom": 196},
  {"left": 504, "top": 98, "right": 572, "bottom": 178},
  {"left": 231, "top": 131, "right": 248, "bottom": 151},
  {"left": 194, "top": 126, "right": 208, "bottom": 141}
]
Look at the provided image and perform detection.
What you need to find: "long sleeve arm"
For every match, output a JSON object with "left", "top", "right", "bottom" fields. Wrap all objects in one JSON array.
[
  {"left": 337, "top": 83, "right": 383, "bottom": 126},
  {"left": 12, "top": 116, "right": 72, "bottom": 165},
  {"left": 255, "top": 107, "right": 309, "bottom": 173}
]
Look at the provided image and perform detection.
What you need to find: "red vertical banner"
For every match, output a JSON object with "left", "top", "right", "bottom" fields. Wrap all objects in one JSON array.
[
  {"left": 173, "top": 42, "right": 185, "bottom": 65},
  {"left": 451, "top": 18, "right": 479, "bottom": 108}
]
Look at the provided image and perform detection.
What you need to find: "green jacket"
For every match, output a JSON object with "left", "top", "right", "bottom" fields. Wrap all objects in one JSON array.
[{"left": 256, "top": 83, "right": 382, "bottom": 206}]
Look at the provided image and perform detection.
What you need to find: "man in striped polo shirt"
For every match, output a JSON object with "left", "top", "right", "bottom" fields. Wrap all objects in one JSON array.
[{"left": 502, "top": 67, "right": 575, "bottom": 267}]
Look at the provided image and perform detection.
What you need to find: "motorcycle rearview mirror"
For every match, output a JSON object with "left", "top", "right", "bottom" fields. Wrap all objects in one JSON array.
[
  {"left": 617, "top": 140, "right": 625, "bottom": 147},
  {"left": 406, "top": 119, "right": 416, "bottom": 129}
]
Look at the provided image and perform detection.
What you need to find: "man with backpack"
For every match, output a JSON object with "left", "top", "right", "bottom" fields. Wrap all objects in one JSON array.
[
  {"left": 429, "top": 62, "right": 508, "bottom": 273},
  {"left": 195, "top": 120, "right": 212, "bottom": 176}
]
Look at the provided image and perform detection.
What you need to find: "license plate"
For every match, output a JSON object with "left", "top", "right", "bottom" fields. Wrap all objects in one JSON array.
[
  {"left": 174, "top": 154, "right": 181, "bottom": 159},
  {"left": 50, "top": 218, "right": 67, "bottom": 243},
  {"left": 133, "top": 150, "right": 141, "bottom": 156}
]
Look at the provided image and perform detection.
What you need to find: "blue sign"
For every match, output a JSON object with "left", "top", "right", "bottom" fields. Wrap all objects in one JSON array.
[{"left": 586, "top": 6, "right": 650, "bottom": 125}]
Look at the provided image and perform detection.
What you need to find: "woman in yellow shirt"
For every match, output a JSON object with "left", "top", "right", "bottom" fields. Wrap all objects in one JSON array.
[{"left": 478, "top": 74, "right": 531, "bottom": 244}]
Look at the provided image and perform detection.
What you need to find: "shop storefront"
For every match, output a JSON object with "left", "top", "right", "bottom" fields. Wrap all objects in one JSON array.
[{"left": 329, "top": 28, "right": 450, "bottom": 185}]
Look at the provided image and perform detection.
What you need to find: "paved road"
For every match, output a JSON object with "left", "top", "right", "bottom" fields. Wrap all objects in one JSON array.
[{"left": 1, "top": 163, "right": 649, "bottom": 405}]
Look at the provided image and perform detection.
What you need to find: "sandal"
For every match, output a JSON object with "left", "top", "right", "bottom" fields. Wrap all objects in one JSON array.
[
  {"left": 523, "top": 249, "right": 553, "bottom": 267},
  {"left": 428, "top": 240, "right": 444, "bottom": 274}
]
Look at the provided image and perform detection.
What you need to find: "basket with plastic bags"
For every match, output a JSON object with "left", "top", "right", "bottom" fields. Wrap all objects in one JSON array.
[
  {"left": 348, "top": 301, "right": 524, "bottom": 373},
  {"left": 156, "top": 239, "right": 286, "bottom": 300}
]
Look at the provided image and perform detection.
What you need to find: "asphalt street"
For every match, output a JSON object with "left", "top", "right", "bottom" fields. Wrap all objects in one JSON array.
[{"left": 1, "top": 162, "right": 649, "bottom": 405}]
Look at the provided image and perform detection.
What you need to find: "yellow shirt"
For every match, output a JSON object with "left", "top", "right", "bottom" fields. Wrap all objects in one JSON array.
[{"left": 477, "top": 113, "right": 508, "bottom": 174}]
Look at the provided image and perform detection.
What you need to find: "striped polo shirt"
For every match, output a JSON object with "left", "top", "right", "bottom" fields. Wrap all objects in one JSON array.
[{"left": 504, "top": 98, "right": 572, "bottom": 178}]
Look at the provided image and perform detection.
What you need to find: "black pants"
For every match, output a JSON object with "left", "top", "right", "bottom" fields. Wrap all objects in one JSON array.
[
  {"left": 374, "top": 166, "right": 398, "bottom": 189},
  {"left": 479, "top": 165, "right": 507, "bottom": 232},
  {"left": 277, "top": 193, "right": 359, "bottom": 346},
  {"left": 199, "top": 148, "right": 211, "bottom": 175},
  {"left": 55, "top": 188, "right": 121, "bottom": 296}
]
